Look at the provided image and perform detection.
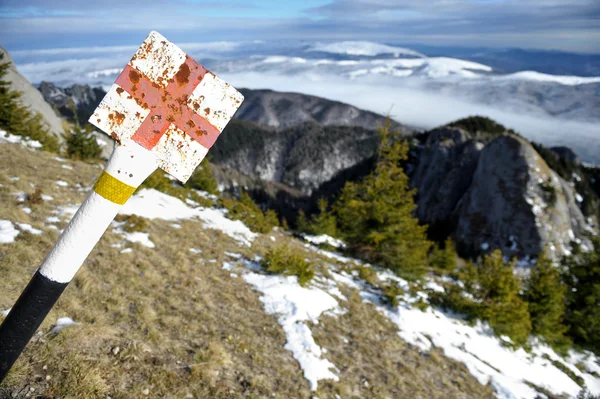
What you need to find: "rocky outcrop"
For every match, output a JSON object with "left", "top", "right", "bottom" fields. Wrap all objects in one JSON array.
[
  {"left": 39, "top": 81, "right": 105, "bottom": 126},
  {"left": 0, "top": 46, "right": 65, "bottom": 138},
  {"left": 412, "top": 130, "right": 592, "bottom": 259},
  {"left": 410, "top": 127, "right": 482, "bottom": 240}
]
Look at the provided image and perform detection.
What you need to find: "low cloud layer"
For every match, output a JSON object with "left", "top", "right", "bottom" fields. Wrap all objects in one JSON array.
[{"left": 222, "top": 71, "right": 600, "bottom": 164}]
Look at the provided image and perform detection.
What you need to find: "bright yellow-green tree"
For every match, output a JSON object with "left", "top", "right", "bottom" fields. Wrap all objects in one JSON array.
[{"left": 334, "top": 122, "right": 431, "bottom": 279}]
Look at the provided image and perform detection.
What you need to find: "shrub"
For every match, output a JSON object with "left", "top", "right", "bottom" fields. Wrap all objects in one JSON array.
[
  {"left": 65, "top": 126, "right": 102, "bottom": 160},
  {"left": 186, "top": 160, "right": 218, "bottom": 195},
  {"left": 539, "top": 178, "right": 557, "bottom": 206},
  {"left": 357, "top": 265, "right": 379, "bottom": 286},
  {"left": 578, "top": 388, "right": 600, "bottom": 399},
  {"left": 433, "top": 250, "right": 532, "bottom": 346},
  {"left": 0, "top": 54, "right": 60, "bottom": 152},
  {"left": 448, "top": 116, "right": 507, "bottom": 136},
  {"left": 381, "top": 283, "right": 404, "bottom": 308},
  {"left": 296, "top": 198, "right": 338, "bottom": 237},
  {"left": 562, "top": 238, "right": 600, "bottom": 353},
  {"left": 525, "top": 250, "right": 570, "bottom": 349},
  {"left": 115, "top": 214, "right": 149, "bottom": 233},
  {"left": 334, "top": 121, "right": 431, "bottom": 280},
  {"left": 477, "top": 251, "right": 532, "bottom": 346},
  {"left": 262, "top": 245, "right": 314, "bottom": 286},
  {"left": 223, "top": 191, "right": 279, "bottom": 234},
  {"left": 138, "top": 170, "right": 176, "bottom": 194},
  {"left": 22, "top": 188, "right": 43, "bottom": 206},
  {"left": 430, "top": 237, "right": 457, "bottom": 272}
]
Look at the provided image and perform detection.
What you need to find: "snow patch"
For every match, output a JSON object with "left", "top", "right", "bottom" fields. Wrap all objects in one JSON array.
[
  {"left": 301, "top": 234, "right": 346, "bottom": 249},
  {"left": 122, "top": 231, "right": 155, "bottom": 248},
  {"left": 0, "top": 220, "right": 20, "bottom": 243},
  {"left": 50, "top": 317, "right": 78, "bottom": 333},
  {"left": 243, "top": 270, "right": 340, "bottom": 390},
  {"left": 0, "top": 129, "right": 43, "bottom": 149},
  {"left": 17, "top": 223, "right": 43, "bottom": 235},
  {"left": 120, "top": 189, "right": 256, "bottom": 246}
]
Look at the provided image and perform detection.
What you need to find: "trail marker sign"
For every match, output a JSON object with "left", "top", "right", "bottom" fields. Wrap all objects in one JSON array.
[
  {"left": 0, "top": 31, "right": 243, "bottom": 381},
  {"left": 92, "top": 31, "right": 243, "bottom": 182}
]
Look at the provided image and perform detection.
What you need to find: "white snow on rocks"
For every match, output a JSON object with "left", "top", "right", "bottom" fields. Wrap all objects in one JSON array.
[
  {"left": 242, "top": 265, "right": 341, "bottom": 390},
  {"left": 0, "top": 220, "right": 20, "bottom": 243},
  {"left": 120, "top": 189, "right": 257, "bottom": 246}
]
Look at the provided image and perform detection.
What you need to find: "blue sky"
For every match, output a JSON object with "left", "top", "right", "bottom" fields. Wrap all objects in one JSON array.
[{"left": 1, "top": 0, "right": 599, "bottom": 53}]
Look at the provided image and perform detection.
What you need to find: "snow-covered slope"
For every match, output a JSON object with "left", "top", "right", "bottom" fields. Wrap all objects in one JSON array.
[{"left": 498, "top": 71, "right": 600, "bottom": 85}]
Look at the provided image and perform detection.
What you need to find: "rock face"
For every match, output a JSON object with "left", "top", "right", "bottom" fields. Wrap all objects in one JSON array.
[
  {"left": 0, "top": 46, "right": 65, "bottom": 138},
  {"left": 211, "top": 120, "right": 380, "bottom": 195},
  {"left": 235, "top": 88, "right": 410, "bottom": 132},
  {"left": 39, "top": 81, "right": 105, "bottom": 126},
  {"left": 411, "top": 129, "right": 592, "bottom": 259}
]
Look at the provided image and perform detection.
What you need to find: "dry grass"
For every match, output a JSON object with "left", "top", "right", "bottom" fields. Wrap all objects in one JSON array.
[{"left": 0, "top": 142, "right": 494, "bottom": 398}]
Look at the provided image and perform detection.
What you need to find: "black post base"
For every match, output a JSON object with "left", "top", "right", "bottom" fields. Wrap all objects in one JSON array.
[{"left": 0, "top": 271, "right": 67, "bottom": 383}]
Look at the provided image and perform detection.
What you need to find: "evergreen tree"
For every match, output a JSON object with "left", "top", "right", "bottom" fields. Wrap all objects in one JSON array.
[
  {"left": 225, "top": 191, "right": 279, "bottom": 234},
  {"left": 562, "top": 238, "right": 600, "bottom": 353},
  {"left": 296, "top": 209, "right": 310, "bottom": 233},
  {"left": 186, "top": 159, "right": 218, "bottom": 194},
  {"left": 65, "top": 125, "right": 102, "bottom": 160},
  {"left": 296, "top": 198, "right": 338, "bottom": 237},
  {"left": 525, "top": 250, "right": 569, "bottom": 348},
  {"left": 477, "top": 250, "right": 532, "bottom": 346},
  {"left": 0, "top": 54, "right": 59, "bottom": 152},
  {"left": 334, "top": 122, "right": 431, "bottom": 279},
  {"left": 309, "top": 198, "right": 338, "bottom": 237},
  {"left": 430, "top": 237, "right": 457, "bottom": 272}
]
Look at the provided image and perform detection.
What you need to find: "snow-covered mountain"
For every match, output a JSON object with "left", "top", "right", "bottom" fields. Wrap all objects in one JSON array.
[{"left": 8, "top": 40, "right": 600, "bottom": 164}]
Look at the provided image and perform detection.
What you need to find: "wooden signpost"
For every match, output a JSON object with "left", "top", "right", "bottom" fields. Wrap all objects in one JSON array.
[{"left": 0, "top": 31, "right": 244, "bottom": 381}]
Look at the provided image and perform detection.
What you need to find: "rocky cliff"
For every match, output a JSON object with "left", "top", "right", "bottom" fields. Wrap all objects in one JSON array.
[
  {"left": 410, "top": 126, "right": 596, "bottom": 259},
  {"left": 34, "top": 79, "right": 599, "bottom": 260},
  {"left": 0, "top": 47, "right": 65, "bottom": 138}
]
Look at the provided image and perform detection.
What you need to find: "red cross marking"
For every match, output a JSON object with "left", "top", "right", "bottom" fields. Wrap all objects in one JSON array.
[{"left": 115, "top": 57, "right": 220, "bottom": 150}]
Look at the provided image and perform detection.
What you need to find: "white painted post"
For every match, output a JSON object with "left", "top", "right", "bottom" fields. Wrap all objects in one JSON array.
[{"left": 0, "top": 31, "right": 244, "bottom": 381}]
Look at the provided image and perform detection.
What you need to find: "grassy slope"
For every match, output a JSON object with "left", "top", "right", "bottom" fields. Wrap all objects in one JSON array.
[{"left": 0, "top": 142, "right": 492, "bottom": 399}]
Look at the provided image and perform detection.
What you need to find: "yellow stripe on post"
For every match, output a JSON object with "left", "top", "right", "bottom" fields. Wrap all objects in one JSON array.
[{"left": 93, "top": 171, "right": 136, "bottom": 205}]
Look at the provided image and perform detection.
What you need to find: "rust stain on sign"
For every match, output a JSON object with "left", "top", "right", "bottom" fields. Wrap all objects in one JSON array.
[{"left": 89, "top": 31, "right": 244, "bottom": 182}]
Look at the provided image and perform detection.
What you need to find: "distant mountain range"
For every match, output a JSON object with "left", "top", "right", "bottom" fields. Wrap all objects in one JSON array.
[{"left": 12, "top": 39, "right": 598, "bottom": 165}]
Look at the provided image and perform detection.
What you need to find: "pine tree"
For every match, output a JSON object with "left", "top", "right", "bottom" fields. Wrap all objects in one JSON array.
[
  {"left": 430, "top": 237, "right": 457, "bottom": 272},
  {"left": 0, "top": 54, "right": 59, "bottom": 152},
  {"left": 65, "top": 125, "right": 102, "bottom": 160},
  {"left": 525, "top": 250, "right": 569, "bottom": 348},
  {"left": 477, "top": 250, "right": 532, "bottom": 346},
  {"left": 225, "top": 191, "right": 279, "bottom": 234},
  {"left": 334, "top": 122, "right": 431, "bottom": 279},
  {"left": 296, "top": 209, "right": 310, "bottom": 233},
  {"left": 186, "top": 159, "right": 218, "bottom": 194},
  {"left": 563, "top": 238, "right": 600, "bottom": 353}
]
